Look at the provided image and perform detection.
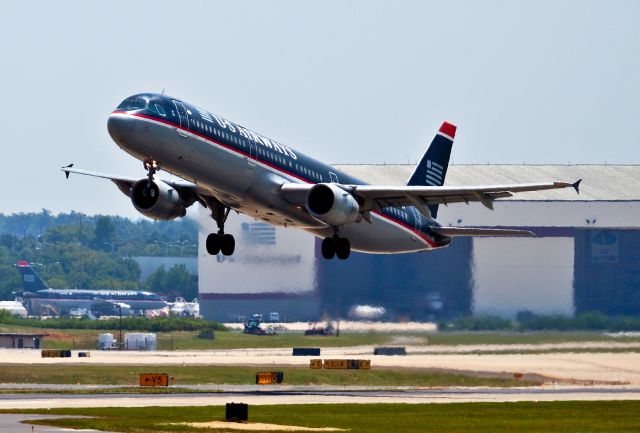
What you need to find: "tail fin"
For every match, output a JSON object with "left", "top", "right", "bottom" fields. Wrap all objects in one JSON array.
[
  {"left": 406, "top": 121, "right": 456, "bottom": 218},
  {"left": 15, "top": 260, "right": 49, "bottom": 292}
]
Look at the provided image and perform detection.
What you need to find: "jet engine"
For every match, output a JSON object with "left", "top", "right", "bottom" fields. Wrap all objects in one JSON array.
[
  {"left": 131, "top": 179, "right": 187, "bottom": 220},
  {"left": 306, "top": 183, "right": 360, "bottom": 226}
]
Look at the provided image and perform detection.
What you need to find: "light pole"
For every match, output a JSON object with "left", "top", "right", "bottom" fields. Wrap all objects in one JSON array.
[{"left": 117, "top": 304, "right": 123, "bottom": 351}]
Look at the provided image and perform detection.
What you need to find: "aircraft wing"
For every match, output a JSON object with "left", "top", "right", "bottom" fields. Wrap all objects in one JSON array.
[
  {"left": 61, "top": 165, "right": 203, "bottom": 203},
  {"left": 345, "top": 180, "right": 581, "bottom": 215},
  {"left": 281, "top": 179, "right": 580, "bottom": 218}
]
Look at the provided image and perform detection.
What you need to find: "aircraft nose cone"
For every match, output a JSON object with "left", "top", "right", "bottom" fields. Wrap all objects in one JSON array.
[{"left": 107, "top": 113, "right": 131, "bottom": 143}]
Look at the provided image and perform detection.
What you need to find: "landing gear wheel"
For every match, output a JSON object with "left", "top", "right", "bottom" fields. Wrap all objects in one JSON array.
[
  {"left": 202, "top": 197, "right": 237, "bottom": 257},
  {"left": 220, "top": 234, "right": 235, "bottom": 256},
  {"left": 206, "top": 233, "right": 221, "bottom": 255},
  {"left": 321, "top": 237, "right": 336, "bottom": 259},
  {"left": 335, "top": 237, "right": 351, "bottom": 260}
]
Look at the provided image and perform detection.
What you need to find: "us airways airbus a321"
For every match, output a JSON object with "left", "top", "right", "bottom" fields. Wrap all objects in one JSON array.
[{"left": 62, "top": 93, "right": 580, "bottom": 260}]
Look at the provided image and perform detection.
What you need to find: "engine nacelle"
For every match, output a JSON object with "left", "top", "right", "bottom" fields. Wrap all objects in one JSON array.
[
  {"left": 306, "top": 183, "right": 360, "bottom": 226},
  {"left": 131, "top": 179, "right": 187, "bottom": 220}
]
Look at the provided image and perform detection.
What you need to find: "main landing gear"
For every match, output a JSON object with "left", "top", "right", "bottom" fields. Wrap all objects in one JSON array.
[
  {"left": 204, "top": 199, "right": 235, "bottom": 256},
  {"left": 321, "top": 234, "right": 351, "bottom": 260},
  {"left": 206, "top": 230, "right": 235, "bottom": 256}
]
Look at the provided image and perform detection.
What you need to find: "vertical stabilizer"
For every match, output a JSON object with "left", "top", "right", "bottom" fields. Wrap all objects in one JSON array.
[
  {"left": 406, "top": 121, "right": 456, "bottom": 218},
  {"left": 15, "top": 260, "right": 49, "bottom": 292}
]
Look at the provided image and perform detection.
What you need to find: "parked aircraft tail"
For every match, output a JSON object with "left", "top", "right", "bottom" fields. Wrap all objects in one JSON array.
[
  {"left": 15, "top": 260, "right": 49, "bottom": 292},
  {"left": 406, "top": 121, "right": 456, "bottom": 218}
]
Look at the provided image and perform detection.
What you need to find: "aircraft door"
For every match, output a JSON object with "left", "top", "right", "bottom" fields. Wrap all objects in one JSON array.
[
  {"left": 410, "top": 206, "right": 422, "bottom": 228},
  {"left": 248, "top": 142, "right": 258, "bottom": 169},
  {"left": 172, "top": 100, "right": 190, "bottom": 137}
]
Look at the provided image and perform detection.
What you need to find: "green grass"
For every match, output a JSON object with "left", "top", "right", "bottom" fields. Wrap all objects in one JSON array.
[
  {"left": 2, "top": 322, "right": 639, "bottom": 351},
  {"left": 425, "top": 331, "right": 640, "bottom": 345},
  {"left": 0, "top": 364, "right": 536, "bottom": 387},
  {"left": 411, "top": 347, "right": 640, "bottom": 356},
  {"left": 0, "top": 387, "right": 217, "bottom": 395},
  {"left": 8, "top": 401, "right": 640, "bottom": 432},
  {"left": 0, "top": 324, "right": 394, "bottom": 350}
]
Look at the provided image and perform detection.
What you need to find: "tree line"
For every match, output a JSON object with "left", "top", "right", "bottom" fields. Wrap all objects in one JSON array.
[
  {"left": 0, "top": 210, "right": 199, "bottom": 301},
  {"left": 0, "top": 310, "right": 223, "bottom": 331}
]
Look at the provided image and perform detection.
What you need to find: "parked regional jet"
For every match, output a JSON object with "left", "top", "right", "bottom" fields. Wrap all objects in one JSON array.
[
  {"left": 15, "top": 260, "right": 167, "bottom": 316},
  {"left": 62, "top": 93, "right": 580, "bottom": 260}
]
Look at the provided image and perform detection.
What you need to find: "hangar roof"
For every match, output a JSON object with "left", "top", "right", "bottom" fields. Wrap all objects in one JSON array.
[{"left": 335, "top": 164, "right": 640, "bottom": 201}]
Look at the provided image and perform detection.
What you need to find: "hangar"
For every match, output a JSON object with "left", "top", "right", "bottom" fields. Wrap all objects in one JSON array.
[{"left": 198, "top": 164, "right": 640, "bottom": 321}]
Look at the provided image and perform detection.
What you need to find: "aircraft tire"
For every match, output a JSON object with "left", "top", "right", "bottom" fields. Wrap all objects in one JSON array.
[
  {"left": 321, "top": 237, "right": 336, "bottom": 259},
  {"left": 206, "top": 233, "right": 221, "bottom": 255},
  {"left": 335, "top": 237, "right": 351, "bottom": 260},
  {"left": 220, "top": 234, "right": 235, "bottom": 256}
]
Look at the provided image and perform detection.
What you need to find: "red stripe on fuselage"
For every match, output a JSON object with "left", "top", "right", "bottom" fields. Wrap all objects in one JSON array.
[{"left": 113, "top": 110, "right": 438, "bottom": 249}]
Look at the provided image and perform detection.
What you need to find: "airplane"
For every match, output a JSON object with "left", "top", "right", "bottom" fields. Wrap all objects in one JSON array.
[
  {"left": 169, "top": 297, "right": 201, "bottom": 318},
  {"left": 62, "top": 93, "right": 581, "bottom": 260},
  {"left": 14, "top": 260, "right": 167, "bottom": 316}
]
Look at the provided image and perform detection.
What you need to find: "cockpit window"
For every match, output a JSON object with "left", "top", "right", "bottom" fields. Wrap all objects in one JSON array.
[
  {"left": 154, "top": 104, "right": 166, "bottom": 116},
  {"left": 117, "top": 97, "right": 148, "bottom": 111}
]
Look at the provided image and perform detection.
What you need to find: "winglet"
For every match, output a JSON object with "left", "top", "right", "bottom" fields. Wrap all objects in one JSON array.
[
  {"left": 438, "top": 121, "right": 457, "bottom": 140},
  {"left": 62, "top": 163, "right": 74, "bottom": 179},
  {"left": 572, "top": 179, "right": 582, "bottom": 194}
]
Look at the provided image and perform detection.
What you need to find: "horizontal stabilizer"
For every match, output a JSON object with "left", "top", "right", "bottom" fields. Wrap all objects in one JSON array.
[
  {"left": 572, "top": 178, "right": 582, "bottom": 194},
  {"left": 432, "top": 227, "right": 535, "bottom": 237}
]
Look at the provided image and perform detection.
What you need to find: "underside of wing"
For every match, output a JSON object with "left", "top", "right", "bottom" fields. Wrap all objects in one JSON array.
[
  {"left": 60, "top": 164, "right": 222, "bottom": 216},
  {"left": 62, "top": 165, "right": 198, "bottom": 195}
]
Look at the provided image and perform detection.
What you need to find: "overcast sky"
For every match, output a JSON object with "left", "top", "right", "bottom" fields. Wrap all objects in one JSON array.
[{"left": 1, "top": 1, "right": 638, "bottom": 218}]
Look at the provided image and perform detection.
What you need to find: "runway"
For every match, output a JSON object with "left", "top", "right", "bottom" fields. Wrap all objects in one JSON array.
[
  {"left": 2, "top": 340, "right": 640, "bottom": 411},
  {"left": 1, "top": 385, "right": 640, "bottom": 409}
]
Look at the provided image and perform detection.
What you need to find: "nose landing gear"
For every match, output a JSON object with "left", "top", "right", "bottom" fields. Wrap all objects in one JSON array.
[{"left": 143, "top": 159, "right": 158, "bottom": 185}]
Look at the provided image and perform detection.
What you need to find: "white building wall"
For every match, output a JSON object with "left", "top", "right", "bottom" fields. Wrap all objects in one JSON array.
[
  {"left": 472, "top": 237, "right": 574, "bottom": 317},
  {"left": 198, "top": 209, "right": 316, "bottom": 296},
  {"left": 438, "top": 200, "right": 640, "bottom": 317},
  {"left": 438, "top": 201, "right": 640, "bottom": 229}
]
